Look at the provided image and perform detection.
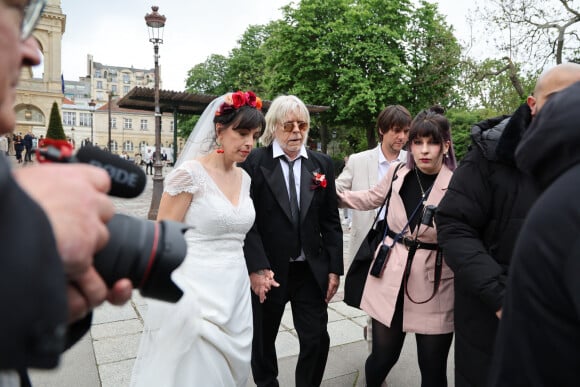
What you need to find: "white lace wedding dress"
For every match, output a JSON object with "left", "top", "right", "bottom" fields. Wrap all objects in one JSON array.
[{"left": 131, "top": 159, "right": 254, "bottom": 387}]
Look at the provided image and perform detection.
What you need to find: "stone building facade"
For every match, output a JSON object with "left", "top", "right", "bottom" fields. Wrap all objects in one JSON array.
[{"left": 16, "top": 0, "right": 177, "bottom": 157}]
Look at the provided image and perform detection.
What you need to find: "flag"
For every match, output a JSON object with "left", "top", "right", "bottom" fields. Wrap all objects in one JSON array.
[{"left": 61, "top": 74, "right": 65, "bottom": 94}]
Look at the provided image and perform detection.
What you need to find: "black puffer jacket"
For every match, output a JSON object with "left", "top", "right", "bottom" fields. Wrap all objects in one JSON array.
[
  {"left": 489, "top": 80, "right": 580, "bottom": 386},
  {"left": 435, "top": 104, "right": 540, "bottom": 387}
]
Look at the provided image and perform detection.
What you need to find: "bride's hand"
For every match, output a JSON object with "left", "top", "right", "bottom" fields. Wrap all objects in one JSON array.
[
  {"left": 250, "top": 270, "right": 280, "bottom": 303},
  {"left": 250, "top": 270, "right": 271, "bottom": 303}
]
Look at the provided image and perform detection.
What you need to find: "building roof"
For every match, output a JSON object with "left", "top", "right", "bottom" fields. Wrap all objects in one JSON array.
[
  {"left": 117, "top": 87, "right": 330, "bottom": 115},
  {"left": 92, "top": 61, "right": 153, "bottom": 73},
  {"left": 96, "top": 98, "right": 156, "bottom": 115}
]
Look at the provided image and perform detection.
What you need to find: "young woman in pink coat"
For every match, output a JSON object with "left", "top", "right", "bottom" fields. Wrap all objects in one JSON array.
[{"left": 338, "top": 106, "right": 457, "bottom": 387}]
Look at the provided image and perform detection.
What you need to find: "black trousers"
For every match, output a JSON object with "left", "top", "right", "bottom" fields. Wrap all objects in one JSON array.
[
  {"left": 251, "top": 262, "right": 330, "bottom": 387},
  {"left": 24, "top": 147, "right": 32, "bottom": 162},
  {"left": 365, "top": 288, "right": 453, "bottom": 387}
]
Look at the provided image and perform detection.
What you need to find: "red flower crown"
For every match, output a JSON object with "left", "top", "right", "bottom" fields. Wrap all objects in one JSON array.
[{"left": 215, "top": 91, "right": 263, "bottom": 116}]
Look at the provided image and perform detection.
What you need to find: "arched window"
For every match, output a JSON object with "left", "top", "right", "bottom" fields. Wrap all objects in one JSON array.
[
  {"left": 123, "top": 140, "right": 134, "bottom": 152},
  {"left": 139, "top": 141, "right": 148, "bottom": 153}
]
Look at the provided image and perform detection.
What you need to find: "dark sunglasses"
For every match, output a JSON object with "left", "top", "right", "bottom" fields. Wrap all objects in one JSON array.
[{"left": 282, "top": 121, "right": 308, "bottom": 132}]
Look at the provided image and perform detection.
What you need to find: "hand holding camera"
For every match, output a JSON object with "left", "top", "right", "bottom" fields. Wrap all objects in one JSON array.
[{"left": 37, "top": 143, "right": 189, "bottom": 304}]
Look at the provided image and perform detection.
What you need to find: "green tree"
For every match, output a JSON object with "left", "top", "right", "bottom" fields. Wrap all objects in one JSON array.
[
  {"left": 456, "top": 57, "right": 539, "bottom": 113},
  {"left": 263, "top": 0, "right": 460, "bottom": 149},
  {"left": 46, "top": 101, "right": 66, "bottom": 140},
  {"left": 184, "top": 54, "right": 229, "bottom": 95},
  {"left": 224, "top": 24, "right": 273, "bottom": 95},
  {"left": 447, "top": 108, "right": 499, "bottom": 162},
  {"left": 179, "top": 54, "right": 229, "bottom": 139},
  {"left": 181, "top": 0, "right": 462, "bottom": 153},
  {"left": 264, "top": 0, "right": 412, "bottom": 147},
  {"left": 405, "top": 1, "right": 462, "bottom": 112}
]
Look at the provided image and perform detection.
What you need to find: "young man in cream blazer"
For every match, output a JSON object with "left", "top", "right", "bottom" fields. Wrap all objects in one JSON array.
[{"left": 336, "top": 105, "right": 412, "bottom": 263}]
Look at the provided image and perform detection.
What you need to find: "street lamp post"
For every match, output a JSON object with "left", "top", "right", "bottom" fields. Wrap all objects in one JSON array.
[
  {"left": 107, "top": 91, "right": 113, "bottom": 152},
  {"left": 88, "top": 99, "right": 96, "bottom": 145},
  {"left": 145, "top": 5, "right": 166, "bottom": 220}
]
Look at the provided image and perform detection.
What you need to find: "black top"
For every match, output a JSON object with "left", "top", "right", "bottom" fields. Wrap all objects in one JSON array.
[{"left": 399, "top": 167, "right": 437, "bottom": 232}]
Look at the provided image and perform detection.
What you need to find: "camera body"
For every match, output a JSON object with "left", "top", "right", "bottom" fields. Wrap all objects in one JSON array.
[
  {"left": 370, "top": 244, "right": 391, "bottom": 278},
  {"left": 421, "top": 205, "right": 437, "bottom": 227}
]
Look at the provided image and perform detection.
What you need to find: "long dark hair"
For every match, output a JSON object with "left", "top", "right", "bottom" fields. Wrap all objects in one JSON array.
[{"left": 406, "top": 105, "right": 457, "bottom": 171}]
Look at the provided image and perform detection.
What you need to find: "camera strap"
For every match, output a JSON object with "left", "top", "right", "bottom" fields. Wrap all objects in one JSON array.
[
  {"left": 371, "top": 163, "right": 404, "bottom": 231},
  {"left": 381, "top": 183, "right": 433, "bottom": 249},
  {"left": 403, "top": 205, "right": 442, "bottom": 305}
]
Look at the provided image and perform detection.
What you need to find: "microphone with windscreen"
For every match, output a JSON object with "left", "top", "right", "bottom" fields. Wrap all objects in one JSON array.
[{"left": 75, "top": 145, "right": 146, "bottom": 198}]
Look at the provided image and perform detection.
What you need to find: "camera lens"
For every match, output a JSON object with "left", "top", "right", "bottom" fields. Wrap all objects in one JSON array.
[{"left": 93, "top": 214, "right": 188, "bottom": 303}]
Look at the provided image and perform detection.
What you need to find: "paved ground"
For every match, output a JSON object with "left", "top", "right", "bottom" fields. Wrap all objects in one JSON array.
[{"left": 17, "top": 158, "right": 454, "bottom": 386}]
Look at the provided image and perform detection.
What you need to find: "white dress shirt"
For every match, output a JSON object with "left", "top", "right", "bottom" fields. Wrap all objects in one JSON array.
[
  {"left": 273, "top": 140, "right": 309, "bottom": 261},
  {"left": 377, "top": 147, "right": 407, "bottom": 221}
]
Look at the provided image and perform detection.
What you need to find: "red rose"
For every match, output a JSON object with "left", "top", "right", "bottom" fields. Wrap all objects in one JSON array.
[
  {"left": 245, "top": 91, "right": 257, "bottom": 107},
  {"left": 231, "top": 91, "right": 245, "bottom": 108},
  {"left": 311, "top": 172, "right": 327, "bottom": 190}
]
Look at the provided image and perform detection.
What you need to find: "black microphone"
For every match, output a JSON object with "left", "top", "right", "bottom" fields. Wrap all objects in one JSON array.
[{"left": 76, "top": 146, "right": 147, "bottom": 198}]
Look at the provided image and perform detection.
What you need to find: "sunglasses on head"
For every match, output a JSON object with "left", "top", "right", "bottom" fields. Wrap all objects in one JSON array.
[
  {"left": 20, "top": 0, "right": 47, "bottom": 40},
  {"left": 282, "top": 121, "right": 309, "bottom": 132}
]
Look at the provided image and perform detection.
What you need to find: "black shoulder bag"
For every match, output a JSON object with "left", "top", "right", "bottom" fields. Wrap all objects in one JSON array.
[{"left": 343, "top": 163, "right": 403, "bottom": 309}]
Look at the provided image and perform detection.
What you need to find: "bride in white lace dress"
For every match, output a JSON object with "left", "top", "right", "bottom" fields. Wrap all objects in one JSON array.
[{"left": 131, "top": 92, "right": 266, "bottom": 387}]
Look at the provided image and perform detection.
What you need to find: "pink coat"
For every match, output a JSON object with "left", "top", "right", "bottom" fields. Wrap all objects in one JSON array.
[{"left": 338, "top": 163, "right": 454, "bottom": 334}]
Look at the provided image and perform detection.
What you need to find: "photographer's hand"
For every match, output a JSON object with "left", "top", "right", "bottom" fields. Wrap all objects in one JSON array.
[
  {"left": 67, "top": 269, "right": 132, "bottom": 322},
  {"left": 14, "top": 164, "right": 133, "bottom": 321},
  {"left": 14, "top": 164, "right": 113, "bottom": 275}
]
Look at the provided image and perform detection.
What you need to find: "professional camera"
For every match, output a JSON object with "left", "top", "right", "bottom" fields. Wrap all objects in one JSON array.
[
  {"left": 94, "top": 214, "right": 188, "bottom": 303},
  {"left": 37, "top": 142, "right": 188, "bottom": 303}
]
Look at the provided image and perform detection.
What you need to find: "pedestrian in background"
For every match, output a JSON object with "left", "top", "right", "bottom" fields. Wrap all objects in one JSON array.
[
  {"left": 23, "top": 131, "right": 33, "bottom": 163},
  {"left": 13, "top": 133, "right": 24, "bottom": 163}
]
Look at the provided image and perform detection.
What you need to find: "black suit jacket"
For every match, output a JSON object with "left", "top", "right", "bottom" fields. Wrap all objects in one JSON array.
[{"left": 240, "top": 145, "right": 343, "bottom": 302}]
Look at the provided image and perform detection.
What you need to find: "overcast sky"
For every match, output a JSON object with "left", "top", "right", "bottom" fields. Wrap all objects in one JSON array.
[{"left": 60, "top": 0, "right": 475, "bottom": 91}]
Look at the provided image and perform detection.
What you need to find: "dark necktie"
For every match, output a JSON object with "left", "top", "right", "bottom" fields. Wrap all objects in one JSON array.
[{"left": 283, "top": 158, "right": 300, "bottom": 228}]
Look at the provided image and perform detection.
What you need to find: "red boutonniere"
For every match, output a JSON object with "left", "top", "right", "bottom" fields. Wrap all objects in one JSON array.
[{"left": 311, "top": 172, "right": 327, "bottom": 190}]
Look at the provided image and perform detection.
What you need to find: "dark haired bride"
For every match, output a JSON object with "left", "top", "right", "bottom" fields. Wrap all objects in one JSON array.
[{"left": 131, "top": 91, "right": 272, "bottom": 386}]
